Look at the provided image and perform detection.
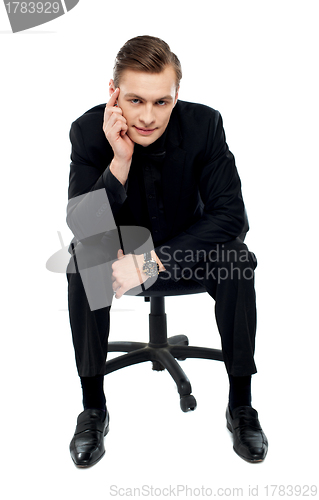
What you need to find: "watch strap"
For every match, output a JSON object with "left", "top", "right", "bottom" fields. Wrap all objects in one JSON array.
[{"left": 143, "top": 251, "right": 152, "bottom": 261}]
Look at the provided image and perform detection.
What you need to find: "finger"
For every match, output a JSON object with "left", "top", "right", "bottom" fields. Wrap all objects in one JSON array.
[
  {"left": 120, "top": 129, "right": 129, "bottom": 137},
  {"left": 104, "top": 111, "right": 126, "bottom": 130},
  {"left": 117, "top": 249, "right": 124, "bottom": 259},
  {"left": 104, "top": 121, "right": 128, "bottom": 144},
  {"left": 103, "top": 113, "right": 127, "bottom": 136},
  {"left": 108, "top": 120, "right": 128, "bottom": 139},
  {"left": 103, "top": 105, "right": 123, "bottom": 123},
  {"left": 113, "top": 283, "right": 121, "bottom": 298},
  {"left": 115, "top": 285, "right": 126, "bottom": 299},
  {"left": 106, "top": 88, "right": 120, "bottom": 108},
  {"left": 122, "top": 130, "right": 134, "bottom": 144}
]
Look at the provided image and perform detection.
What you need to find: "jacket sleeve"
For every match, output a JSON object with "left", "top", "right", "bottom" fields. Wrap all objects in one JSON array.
[
  {"left": 66, "top": 120, "right": 128, "bottom": 245},
  {"left": 155, "top": 112, "right": 248, "bottom": 281}
]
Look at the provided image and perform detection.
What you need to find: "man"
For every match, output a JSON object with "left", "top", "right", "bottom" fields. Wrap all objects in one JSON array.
[{"left": 66, "top": 35, "right": 268, "bottom": 468}]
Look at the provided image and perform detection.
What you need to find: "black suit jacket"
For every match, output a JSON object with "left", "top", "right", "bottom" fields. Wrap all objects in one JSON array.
[{"left": 67, "top": 100, "right": 248, "bottom": 279}]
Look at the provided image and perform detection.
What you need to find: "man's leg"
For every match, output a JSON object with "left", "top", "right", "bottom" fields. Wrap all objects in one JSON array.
[
  {"left": 188, "top": 238, "right": 267, "bottom": 462},
  {"left": 66, "top": 269, "right": 111, "bottom": 468},
  {"left": 67, "top": 269, "right": 110, "bottom": 381},
  {"left": 188, "top": 238, "right": 257, "bottom": 378}
]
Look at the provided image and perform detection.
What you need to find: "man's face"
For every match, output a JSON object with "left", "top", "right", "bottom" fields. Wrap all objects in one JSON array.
[{"left": 109, "top": 66, "right": 179, "bottom": 147}]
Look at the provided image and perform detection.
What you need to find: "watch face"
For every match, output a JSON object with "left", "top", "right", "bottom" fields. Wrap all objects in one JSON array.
[{"left": 142, "top": 260, "right": 159, "bottom": 277}]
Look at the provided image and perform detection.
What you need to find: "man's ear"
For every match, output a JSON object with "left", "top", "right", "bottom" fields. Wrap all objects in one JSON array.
[{"left": 109, "top": 79, "right": 116, "bottom": 97}]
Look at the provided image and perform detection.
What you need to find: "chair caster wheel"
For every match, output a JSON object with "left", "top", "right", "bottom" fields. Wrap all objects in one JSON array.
[{"left": 180, "top": 395, "right": 197, "bottom": 412}]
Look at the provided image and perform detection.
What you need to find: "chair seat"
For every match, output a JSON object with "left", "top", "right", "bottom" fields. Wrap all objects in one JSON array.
[{"left": 126, "top": 276, "right": 206, "bottom": 297}]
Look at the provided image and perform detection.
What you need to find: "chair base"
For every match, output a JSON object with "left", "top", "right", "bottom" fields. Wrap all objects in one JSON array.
[{"left": 106, "top": 333, "right": 223, "bottom": 412}]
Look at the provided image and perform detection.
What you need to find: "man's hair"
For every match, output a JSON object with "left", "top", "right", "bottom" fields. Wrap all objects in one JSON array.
[{"left": 113, "top": 35, "right": 182, "bottom": 90}]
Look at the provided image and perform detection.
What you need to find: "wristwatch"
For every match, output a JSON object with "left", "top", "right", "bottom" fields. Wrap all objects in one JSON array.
[{"left": 142, "top": 252, "right": 159, "bottom": 278}]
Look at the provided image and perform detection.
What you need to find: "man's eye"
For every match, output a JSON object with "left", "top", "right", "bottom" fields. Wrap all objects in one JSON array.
[
  {"left": 131, "top": 99, "right": 140, "bottom": 104},
  {"left": 157, "top": 101, "right": 166, "bottom": 106}
]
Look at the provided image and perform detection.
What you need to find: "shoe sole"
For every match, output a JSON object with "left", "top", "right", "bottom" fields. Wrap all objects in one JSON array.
[{"left": 72, "top": 423, "right": 110, "bottom": 469}]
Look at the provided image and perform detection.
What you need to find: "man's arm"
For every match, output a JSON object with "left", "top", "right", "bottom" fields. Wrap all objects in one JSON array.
[
  {"left": 66, "top": 92, "right": 164, "bottom": 296},
  {"left": 155, "top": 111, "right": 247, "bottom": 280},
  {"left": 66, "top": 89, "right": 135, "bottom": 243}
]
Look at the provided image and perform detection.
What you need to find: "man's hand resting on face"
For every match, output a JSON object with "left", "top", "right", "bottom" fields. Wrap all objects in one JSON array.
[{"left": 103, "top": 88, "right": 134, "bottom": 186}]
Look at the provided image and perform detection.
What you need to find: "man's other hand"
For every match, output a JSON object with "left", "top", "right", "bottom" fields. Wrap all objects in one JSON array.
[{"left": 111, "top": 250, "right": 147, "bottom": 299}]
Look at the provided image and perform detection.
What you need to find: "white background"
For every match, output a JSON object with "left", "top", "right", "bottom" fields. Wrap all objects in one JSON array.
[{"left": 1, "top": 1, "right": 318, "bottom": 498}]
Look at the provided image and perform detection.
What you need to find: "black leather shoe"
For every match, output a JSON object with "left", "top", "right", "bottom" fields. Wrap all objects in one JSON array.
[
  {"left": 226, "top": 405, "right": 268, "bottom": 463},
  {"left": 70, "top": 408, "right": 110, "bottom": 468}
]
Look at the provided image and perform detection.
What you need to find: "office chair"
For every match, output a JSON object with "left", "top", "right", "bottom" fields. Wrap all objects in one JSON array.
[{"left": 105, "top": 277, "right": 223, "bottom": 412}]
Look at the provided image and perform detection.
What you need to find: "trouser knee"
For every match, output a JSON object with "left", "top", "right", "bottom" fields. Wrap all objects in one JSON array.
[{"left": 205, "top": 239, "right": 257, "bottom": 284}]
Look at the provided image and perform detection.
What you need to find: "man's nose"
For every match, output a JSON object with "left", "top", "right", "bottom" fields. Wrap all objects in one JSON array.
[{"left": 139, "top": 104, "right": 155, "bottom": 127}]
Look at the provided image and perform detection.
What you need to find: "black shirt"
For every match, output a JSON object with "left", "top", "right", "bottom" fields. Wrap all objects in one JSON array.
[{"left": 103, "top": 128, "right": 169, "bottom": 247}]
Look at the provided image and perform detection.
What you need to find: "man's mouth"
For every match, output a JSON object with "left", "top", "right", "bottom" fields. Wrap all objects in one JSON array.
[{"left": 134, "top": 126, "right": 157, "bottom": 136}]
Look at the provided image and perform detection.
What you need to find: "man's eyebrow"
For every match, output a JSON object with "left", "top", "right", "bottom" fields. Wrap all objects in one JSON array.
[{"left": 124, "top": 93, "right": 173, "bottom": 101}]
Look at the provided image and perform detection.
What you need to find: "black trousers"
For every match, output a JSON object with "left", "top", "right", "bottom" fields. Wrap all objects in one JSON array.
[{"left": 66, "top": 238, "right": 257, "bottom": 378}]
